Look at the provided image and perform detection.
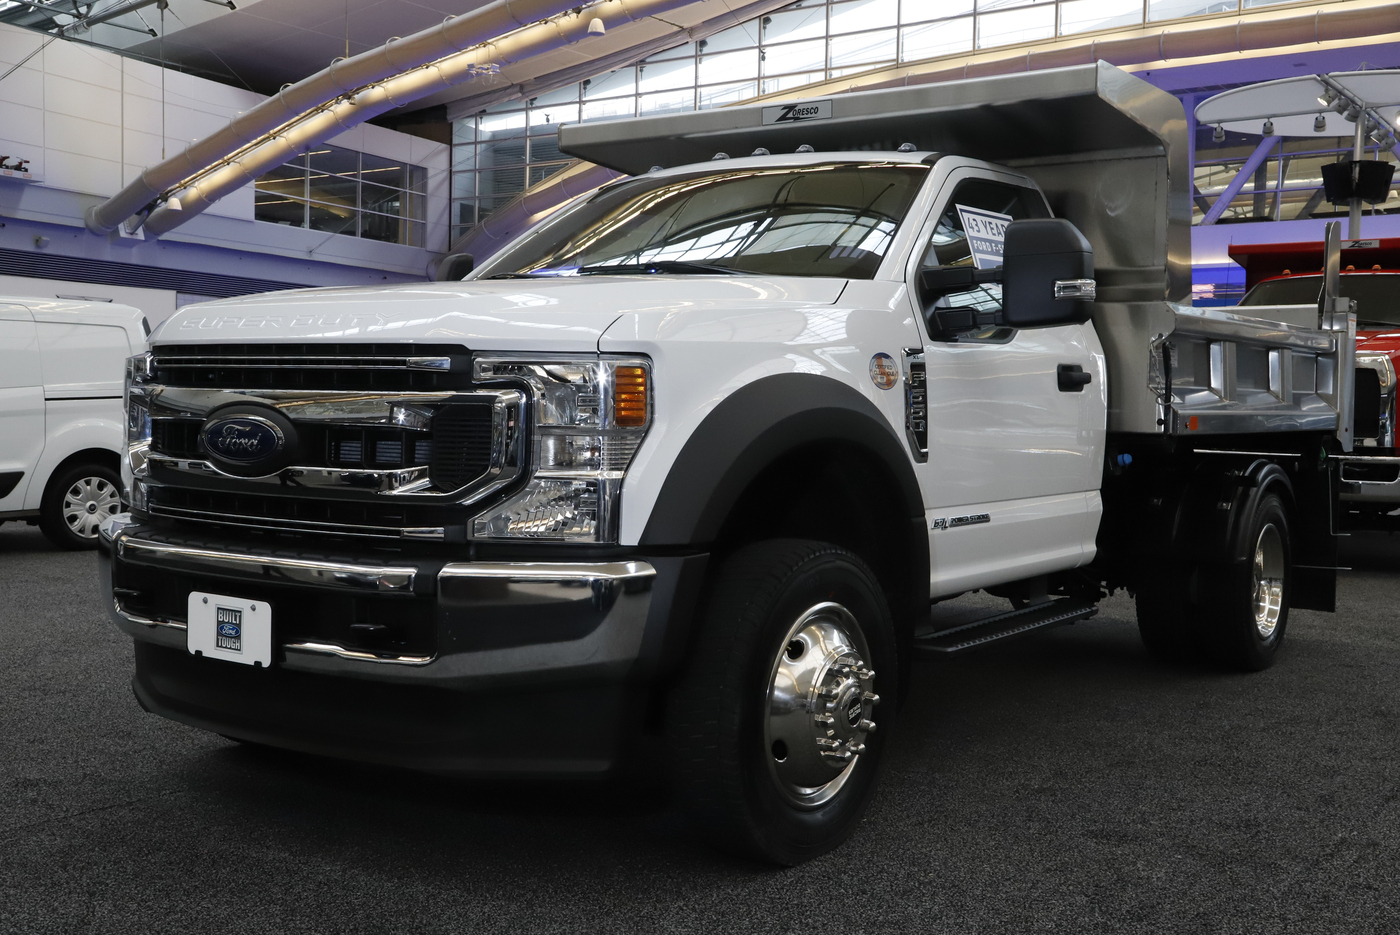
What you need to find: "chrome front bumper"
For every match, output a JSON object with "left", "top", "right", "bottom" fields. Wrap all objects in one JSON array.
[{"left": 98, "top": 513, "right": 657, "bottom": 686}]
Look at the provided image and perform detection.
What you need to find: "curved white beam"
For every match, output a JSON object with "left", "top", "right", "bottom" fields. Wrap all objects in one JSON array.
[{"left": 85, "top": 0, "right": 586, "bottom": 234}]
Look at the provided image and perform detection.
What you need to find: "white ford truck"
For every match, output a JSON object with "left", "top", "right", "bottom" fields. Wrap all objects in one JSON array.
[{"left": 100, "top": 64, "right": 1356, "bottom": 864}]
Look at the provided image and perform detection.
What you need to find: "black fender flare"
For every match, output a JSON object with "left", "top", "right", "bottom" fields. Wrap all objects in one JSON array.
[{"left": 640, "top": 372, "right": 926, "bottom": 547}]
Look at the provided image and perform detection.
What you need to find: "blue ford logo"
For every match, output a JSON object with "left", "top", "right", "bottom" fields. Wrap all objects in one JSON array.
[
  {"left": 218, "top": 622, "right": 241, "bottom": 638},
  {"left": 202, "top": 416, "right": 283, "bottom": 463}
]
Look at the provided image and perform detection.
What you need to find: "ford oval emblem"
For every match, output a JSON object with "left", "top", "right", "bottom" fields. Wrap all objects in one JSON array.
[
  {"left": 202, "top": 416, "right": 284, "bottom": 463},
  {"left": 217, "top": 622, "right": 241, "bottom": 638}
]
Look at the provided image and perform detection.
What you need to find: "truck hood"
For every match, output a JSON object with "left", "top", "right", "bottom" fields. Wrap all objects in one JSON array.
[
  {"left": 154, "top": 277, "right": 848, "bottom": 352},
  {"left": 1357, "top": 327, "right": 1400, "bottom": 357}
]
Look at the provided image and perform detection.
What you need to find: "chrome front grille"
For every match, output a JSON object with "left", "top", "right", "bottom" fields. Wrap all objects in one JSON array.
[
  {"left": 151, "top": 343, "right": 473, "bottom": 391},
  {"left": 137, "top": 345, "right": 523, "bottom": 539}
]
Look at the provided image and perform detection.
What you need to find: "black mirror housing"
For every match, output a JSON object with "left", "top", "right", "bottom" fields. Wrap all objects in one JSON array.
[
  {"left": 1001, "top": 219, "right": 1094, "bottom": 328},
  {"left": 435, "top": 252, "right": 475, "bottom": 281}
]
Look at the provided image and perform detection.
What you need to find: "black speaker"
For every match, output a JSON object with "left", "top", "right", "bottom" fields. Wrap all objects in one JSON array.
[{"left": 1321, "top": 160, "right": 1396, "bottom": 205}]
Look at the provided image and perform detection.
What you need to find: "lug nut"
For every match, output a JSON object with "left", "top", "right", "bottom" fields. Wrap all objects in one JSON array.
[
  {"left": 859, "top": 719, "right": 877, "bottom": 733},
  {"left": 862, "top": 691, "right": 881, "bottom": 705}
]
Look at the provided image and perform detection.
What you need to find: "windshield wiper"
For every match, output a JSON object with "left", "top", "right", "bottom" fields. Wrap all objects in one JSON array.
[{"left": 576, "top": 261, "right": 739, "bottom": 276}]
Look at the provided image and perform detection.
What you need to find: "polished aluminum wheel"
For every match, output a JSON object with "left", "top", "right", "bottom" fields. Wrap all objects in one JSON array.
[
  {"left": 1252, "top": 523, "right": 1285, "bottom": 639},
  {"left": 764, "top": 602, "right": 879, "bottom": 809},
  {"left": 63, "top": 476, "right": 120, "bottom": 540}
]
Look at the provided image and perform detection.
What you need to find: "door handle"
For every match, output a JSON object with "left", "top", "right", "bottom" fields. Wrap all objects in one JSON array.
[{"left": 1057, "top": 363, "right": 1092, "bottom": 392}]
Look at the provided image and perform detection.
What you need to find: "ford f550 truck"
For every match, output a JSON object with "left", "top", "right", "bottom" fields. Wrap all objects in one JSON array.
[{"left": 100, "top": 63, "right": 1357, "bottom": 864}]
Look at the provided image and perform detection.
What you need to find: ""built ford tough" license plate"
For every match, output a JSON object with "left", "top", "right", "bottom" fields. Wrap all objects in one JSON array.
[{"left": 186, "top": 592, "right": 272, "bottom": 667}]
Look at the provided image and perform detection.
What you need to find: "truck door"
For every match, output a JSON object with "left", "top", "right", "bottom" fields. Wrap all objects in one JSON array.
[
  {"left": 0, "top": 304, "right": 45, "bottom": 514},
  {"left": 908, "top": 169, "right": 1106, "bottom": 596}
]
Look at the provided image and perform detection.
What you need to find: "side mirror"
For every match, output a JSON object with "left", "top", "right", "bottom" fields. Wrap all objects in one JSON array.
[
  {"left": 1001, "top": 219, "right": 1095, "bottom": 328},
  {"left": 435, "top": 252, "right": 475, "bottom": 281}
]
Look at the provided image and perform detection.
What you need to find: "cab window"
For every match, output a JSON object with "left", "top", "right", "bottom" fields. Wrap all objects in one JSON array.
[{"left": 918, "top": 178, "right": 1050, "bottom": 340}]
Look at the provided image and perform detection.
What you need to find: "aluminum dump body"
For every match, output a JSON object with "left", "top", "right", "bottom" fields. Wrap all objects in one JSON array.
[{"left": 560, "top": 62, "right": 1353, "bottom": 442}]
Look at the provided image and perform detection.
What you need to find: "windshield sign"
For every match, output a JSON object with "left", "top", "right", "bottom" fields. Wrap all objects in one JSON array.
[{"left": 475, "top": 162, "right": 930, "bottom": 281}]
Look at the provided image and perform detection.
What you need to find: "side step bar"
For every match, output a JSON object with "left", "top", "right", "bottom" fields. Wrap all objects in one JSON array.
[{"left": 913, "top": 599, "right": 1098, "bottom": 655}]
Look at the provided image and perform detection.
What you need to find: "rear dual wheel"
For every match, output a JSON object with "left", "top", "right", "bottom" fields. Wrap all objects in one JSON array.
[
  {"left": 1136, "top": 492, "right": 1291, "bottom": 671},
  {"left": 668, "top": 539, "right": 897, "bottom": 865}
]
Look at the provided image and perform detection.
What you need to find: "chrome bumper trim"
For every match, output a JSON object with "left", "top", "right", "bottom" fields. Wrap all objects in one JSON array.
[
  {"left": 438, "top": 561, "right": 656, "bottom": 582},
  {"left": 113, "top": 596, "right": 187, "bottom": 631},
  {"left": 284, "top": 642, "right": 433, "bottom": 666},
  {"left": 116, "top": 535, "right": 418, "bottom": 593}
]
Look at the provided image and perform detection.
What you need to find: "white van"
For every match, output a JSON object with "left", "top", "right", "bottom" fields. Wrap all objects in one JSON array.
[{"left": 0, "top": 297, "right": 147, "bottom": 549}]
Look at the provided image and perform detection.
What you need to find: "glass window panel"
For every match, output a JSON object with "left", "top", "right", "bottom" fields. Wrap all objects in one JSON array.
[
  {"left": 762, "top": 4, "right": 827, "bottom": 43},
  {"left": 530, "top": 163, "right": 569, "bottom": 186},
  {"left": 307, "top": 172, "right": 357, "bottom": 210},
  {"left": 699, "top": 81, "right": 759, "bottom": 110},
  {"left": 583, "top": 96, "right": 636, "bottom": 122},
  {"left": 703, "top": 22, "right": 761, "bottom": 51},
  {"left": 639, "top": 89, "right": 695, "bottom": 115},
  {"left": 901, "top": 17, "right": 973, "bottom": 59},
  {"left": 583, "top": 68, "right": 635, "bottom": 99},
  {"left": 529, "top": 102, "right": 579, "bottom": 133},
  {"left": 1059, "top": 0, "right": 1143, "bottom": 34},
  {"left": 452, "top": 172, "right": 476, "bottom": 200},
  {"left": 308, "top": 202, "right": 358, "bottom": 235},
  {"left": 452, "top": 120, "right": 477, "bottom": 145},
  {"left": 762, "top": 71, "right": 826, "bottom": 95},
  {"left": 407, "top": 165, "right": 426, "bottom": 195},
  {"left": 638, "top": 57, "right": 695, "bottom": 92},
  {"left": 763, "top": 38, "right": 826, "bottom": 75},
  {"left": 529, "top": 135, "right": 565, "bottom": 164},
  {"left": 254, "top": 192, "right": 307, "bottom": 227},
  {"left": 699, "top": 48, "right": 759, "bottom": 84},
  {"left": 362, "top": 181, "right": 404, "bottom": 216},
  {"left": 979, "top": 0, "right": 1054, "bottom": 9},
  {"left": 307, "top": 145, "right": 359, "bottom": 179},
  {"left": 1148, "top": 0, "right": 1236, "bottom": 20},
  {"left": 830, "top": 0, "right": 898, "bottom": 33},
  {"left": 454, "top": 198, "right": 478, "bottom": 231},
  {"left": 359, "top": 211, "right": 400, "bottom": 244},
  {"left": 452, "top": 144, "right": 477, "bottom": 172},
  {"left": 1242, "top": 0, "right": 1296, "bottom": 7},
  {"left": 361, "top": 152, "right": 408, "bottom": 189},
  {"left": 902, "top": 0, "right": 971, "bottom": 21},
  {"left": 976, "top": 4, "right": 1055, "bottom": 46},
  {"left": 477, "top": 137, "right": 529, "bottom": 169},
  {"left": 830, "top": 28, "right": 897, "bottom": 67},
  {"left": 478, "top": 166, "right": 528, "bottom": 200},
  {"left": 479, "top": 109, "right": 528, "bottom": 136},
  {"left": 531, "top": 85, "right": 579, "bottom": 107},
  {"left": 645, "top": 41, "right": 696, "bottom": 62}
]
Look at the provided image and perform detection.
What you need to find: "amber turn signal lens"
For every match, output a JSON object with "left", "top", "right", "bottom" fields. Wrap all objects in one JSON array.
[{"left": 613, "top": 366, "right": 648, "bottom": 427}]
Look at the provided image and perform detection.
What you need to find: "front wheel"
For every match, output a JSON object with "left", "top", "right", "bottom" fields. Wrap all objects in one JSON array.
[{"left": 668, "top": 539, "right": 897, "bottom": 865}]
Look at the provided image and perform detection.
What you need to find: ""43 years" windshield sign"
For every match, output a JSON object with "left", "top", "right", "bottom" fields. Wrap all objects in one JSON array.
[{"left": 956, "top": 205, "right": 1012, "bottom": 269}]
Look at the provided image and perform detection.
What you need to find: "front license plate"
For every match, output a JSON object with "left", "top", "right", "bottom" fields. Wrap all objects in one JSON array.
[{"left": 187, "top": 592, "right": 272, "bottom": 667}]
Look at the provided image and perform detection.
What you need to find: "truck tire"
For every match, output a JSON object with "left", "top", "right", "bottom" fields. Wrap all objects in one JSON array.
[
  {"left": 668, "top": 539, "right": 897, "bottom": 865},
  {"left": 1203, "top": 492, "right": 1291, "bottom": 671},
  {"left": 39, "top": 462, "right": 122, "bottom": 551}
]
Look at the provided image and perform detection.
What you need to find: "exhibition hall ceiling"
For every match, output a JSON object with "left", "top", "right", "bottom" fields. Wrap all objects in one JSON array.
[{"left": 0, "top": 0, "right": 502, "bottom": 92}]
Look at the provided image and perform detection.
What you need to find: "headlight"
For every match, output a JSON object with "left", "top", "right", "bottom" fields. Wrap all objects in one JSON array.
[{"left": 470, "top": 356, "right": 651, "bottom": 542}]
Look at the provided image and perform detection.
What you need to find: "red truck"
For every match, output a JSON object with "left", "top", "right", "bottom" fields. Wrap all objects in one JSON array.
[{"left": 1231, "top": 238, "right": 1400, "bottom": 530}]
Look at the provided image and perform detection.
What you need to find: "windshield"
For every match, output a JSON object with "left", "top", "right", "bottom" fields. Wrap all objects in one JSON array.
[
  {"left": 1240, "top": 273, "right": 1400, "bottom": 326},
  {"left": 475, "top": 162, "right": 930, "bottom": 280}
]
